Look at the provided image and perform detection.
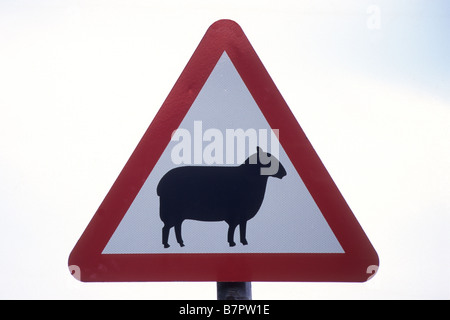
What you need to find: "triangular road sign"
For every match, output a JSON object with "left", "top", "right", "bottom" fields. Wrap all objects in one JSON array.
[{"left": 69, "top": 20, "right": 378, "bottom": 282}]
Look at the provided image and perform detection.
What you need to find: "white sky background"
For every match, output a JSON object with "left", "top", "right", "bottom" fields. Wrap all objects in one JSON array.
[{"left": 0, "top": 0, "right": 449, "bottom": 299}]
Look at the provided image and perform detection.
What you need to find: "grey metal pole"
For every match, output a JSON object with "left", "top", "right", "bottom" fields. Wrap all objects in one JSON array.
[{"left": 217, "top": 282, "right": 252, "bottom": 300}]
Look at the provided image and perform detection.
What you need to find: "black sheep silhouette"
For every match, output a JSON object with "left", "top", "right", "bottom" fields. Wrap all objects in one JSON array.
[{"left": 157, "top": 147, "right": 287, "bottom": 248}]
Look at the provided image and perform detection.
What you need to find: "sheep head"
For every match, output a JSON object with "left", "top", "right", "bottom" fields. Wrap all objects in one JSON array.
[{"left": 244, "top": 147, "right": 287, "bottom": 178}]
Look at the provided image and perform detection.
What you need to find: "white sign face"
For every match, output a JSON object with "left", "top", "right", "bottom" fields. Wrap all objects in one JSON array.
[{"left": 102, "top": 52, "right": 343, "bottom": 254}]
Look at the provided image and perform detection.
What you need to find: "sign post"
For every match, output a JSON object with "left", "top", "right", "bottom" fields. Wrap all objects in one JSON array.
[
  {"left": 217, "top": 282, "right": 252, "bottom": 300},
  {"left": 69, "top": 19, "right": 378, "bottom": 286}
]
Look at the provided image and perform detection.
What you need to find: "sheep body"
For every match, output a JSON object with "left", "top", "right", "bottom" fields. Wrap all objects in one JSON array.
[{"left": 157, "top": 147, "right": 286, "bottom": 248}]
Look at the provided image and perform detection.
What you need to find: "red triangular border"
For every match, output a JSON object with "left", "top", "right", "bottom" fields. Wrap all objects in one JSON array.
[{"left": 69, "top": 20, "right": 379, "bottom": 282}]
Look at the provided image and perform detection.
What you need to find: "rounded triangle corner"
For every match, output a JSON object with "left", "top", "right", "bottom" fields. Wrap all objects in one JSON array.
[
  {"left": 365, "top": 264, "right": 380, "bottom": 282},
  {"left": 68, "top": 263, "right": 83, "bottom": 282},
  {"left": 68, "top": 249, "right": 83, "bottom": 282},
  {"left": 207, "top": 19, "right": 244, "bottom": 35},
  {"left": 210, "top": 19, "right": 240, "bottom": 28},
  {"left": 357, "top": 248, "right": 380, "bottom": 282}
]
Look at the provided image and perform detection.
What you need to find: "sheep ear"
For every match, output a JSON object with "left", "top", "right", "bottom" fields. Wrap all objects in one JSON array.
[{"left": 257, "top": 146, "right": 262, "bottom": 153}]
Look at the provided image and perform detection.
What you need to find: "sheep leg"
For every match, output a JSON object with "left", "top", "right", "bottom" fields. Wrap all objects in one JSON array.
[
  {"left": 239, "top": 221, "right": 248, "bottom": 245},
  {"left": 174, "top": 222, "right": 185, "bottom": 247},
  {"left": 227, "top": 223, "right": 237, "bottom": 247},
  {"left": 162, "top": 225, "right": 171, "bottom": 248}
]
